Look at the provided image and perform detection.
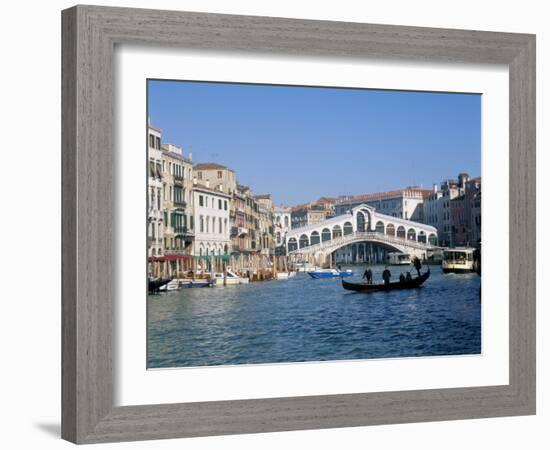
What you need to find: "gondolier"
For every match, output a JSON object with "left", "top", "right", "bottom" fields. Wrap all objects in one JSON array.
[{"left": 413, "top": 256, "right": 422, "bottom": 277}]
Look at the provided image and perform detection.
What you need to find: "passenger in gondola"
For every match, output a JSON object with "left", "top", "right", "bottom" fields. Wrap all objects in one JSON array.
[
  {"left": 363, "top": 268, "right": 373, "bottom": 284},
  {"left": 413, "top": 256, "right": 422, "bottom": 277},
  {"left": 406, "top": 272, "right": 412, "bottom": 281},
  {"left": 399, "top": 273, "right": 405, "bottom": 283},
  {"left": 382, "top": 267, "right": 391, "bottom": 285}
]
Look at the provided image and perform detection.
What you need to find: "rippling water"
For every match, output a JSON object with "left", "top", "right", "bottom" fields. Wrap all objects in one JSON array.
[{"left": 147, "top": 264, "right": 481, "bottom": 368}]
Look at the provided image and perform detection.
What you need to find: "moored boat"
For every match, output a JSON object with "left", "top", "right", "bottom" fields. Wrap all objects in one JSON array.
[
  {"left": 341, "top": 268, "right": 430, "bottom": 292},
  {"left": 211, "top": 269, "right": 250, "bottom": 286},
  {"left": 276, "top": 271, "right": 297, "bottom": 280},
  {"left": 308, "top": 268, "right": 353, "bottom": 279}
]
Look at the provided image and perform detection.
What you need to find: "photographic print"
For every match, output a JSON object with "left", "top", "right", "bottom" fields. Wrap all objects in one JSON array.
[{"left": 146, "top": 80, "right": 482, "bottom": 369}]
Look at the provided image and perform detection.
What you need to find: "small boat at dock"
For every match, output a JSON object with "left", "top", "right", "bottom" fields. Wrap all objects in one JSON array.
[
  {"left": 341, "top": 268, "right": 430, "bottom": 292},
  {"left": 211, "top": 269, "right": 250, "bottom": 286},
  {"left": 387, "top": 252, "right": 411, "bottom": 266},
  {"left": 276, "top": 271, "right": 297, "bottom": 280},
  {"left": 308, "top": 268, "right": 353, "bottom": 279}
]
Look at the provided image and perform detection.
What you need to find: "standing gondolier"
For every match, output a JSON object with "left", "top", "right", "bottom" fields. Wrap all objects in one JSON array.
[
  {"left": 382, "top": 266, "right": 391, "bottom": 285},
  {"left": 413, "top": 256, "right": 422, "bottom": 277}
]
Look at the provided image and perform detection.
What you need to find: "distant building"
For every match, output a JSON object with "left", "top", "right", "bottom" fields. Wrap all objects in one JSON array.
[
  {"left": 464, "top": 177, "right": 481, "bottom": 246},
  {"left": 423, "top": 173, "right": 473, "bottom": 247},
  {"left": 255, "top": 194, "right": 275, "bottom": 256},
  {"left": 291, "top": 198, "right": 335, "bottom": 229},
  {"left": 335, "top": 188, "right": 430, "bottom": 221},
  {"left": 147, "top": 125, "right": 164, "bottom": 263},
  {"left": 273, "top": 206, "right": 292, "bottom": 252},
  {"left": 230, "top": 185, "right": 261, "bottom": 254},
  {"left": 192, "top": 183, "right": 231, "bottom": 256},
  {"left": 193, "top": 162, "right": 237, "bottom": 196}
]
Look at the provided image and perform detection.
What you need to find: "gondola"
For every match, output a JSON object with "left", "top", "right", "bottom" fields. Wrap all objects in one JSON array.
[
  {"left": 341, "top": 268, "right": 430, "bottom": 293},
  {"left": 148, "top": 277, "right": 172, "bottom": 293}
]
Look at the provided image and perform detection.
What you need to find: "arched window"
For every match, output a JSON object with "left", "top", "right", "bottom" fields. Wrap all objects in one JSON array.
[
  {"left": 386, "top": 223, "right": 395, "bottom": 236},
  {"left": 276, "top": 232, "right": 281, "bottom": 245},
  {"left": 288, "top": 237, "right": 298, "bottom": 252},
  {"left": 276, "top": 216, "right": 281, "bottom": 225},
  {"left": 343, "top": 221, "right": 353, "bottom": 235},
  {"left": 284, "top": 216, "right": 289, "bottom": 228},
  {"left": 310, "top": 231, "right": 320, "bottom": 245},
  {"left": 418, "top": 231, "right": 427, "bottom": 243},
  {"left": 375, "top": 221, "right": 385, "bottom": 234},
  {"left": 332, "top": 225, "right": 342, "bottom": 238},
  {"left": 299, "top": 234, "right": 309, "bottom": 248},
  {"left": 407, "top": 228, "right": 416, "bottom": 241},
  {"left": 397, "top": 226, "right": 406, "bottom": 239},
  {"left": 321, "top": 228, "right": 331, "bottom": 242},
  {"left": 224, "top": 244, "right": 228, "bottom": 254},
  {"left": 356, "top": 211, "right": 365, "bottom": 232},
  {"left": 428, "top": 233, "right": 437, "bottom": 245}
]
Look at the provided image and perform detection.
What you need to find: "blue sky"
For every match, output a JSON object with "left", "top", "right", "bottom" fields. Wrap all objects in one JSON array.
[{"left": 148, "top": 80, "right": 480, "bottom": 206}]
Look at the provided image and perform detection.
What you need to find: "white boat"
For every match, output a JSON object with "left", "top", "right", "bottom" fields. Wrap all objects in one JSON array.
[
  {"left": 211, "top": 270, "right": 250, "bottom": 286},
  {"left": 387, "top": 252, "right": 411, "bottom": 265},
  {"left": 275, "top": 271, "right": 297, "bottom": 280},
  {"left": 158, "top": 279, "right": 180, "bottom": 291},
  {"left": 442, "top": 247, "right": 476, "bottom": 273}
]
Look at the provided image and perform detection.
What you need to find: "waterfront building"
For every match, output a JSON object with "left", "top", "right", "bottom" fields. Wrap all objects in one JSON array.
[
  {"left": 291, "top": 198, "right": 336, "bottom": 229},
  {"left": 335, "top": 188, "right": 430, "bottom": 221},
  {"left": 423, "top": 173, "right": 470, "bottom": 247},
  {"left": 464, "top": 177, "right": 481, "bottom": 247},
  {"left": 255, "top": 194, "right": 275, "bottom": 256},
  {"left": 147, "top": 125, "right": 164, "bottom": 267},
  {"left": 230, "top": 185, "right": 261, "bottom": 254},
  {"left": 160, "top": 143, "right": 195, "bottom": 269},
  {"left": 273, "top": 205, "right": 292, "bottom": 252},
  {"left": 192, "top": 182, "right": 231, "bottom": 256},
  {"left": 450, "top": 194, "right": 467, "bottom": 246}
]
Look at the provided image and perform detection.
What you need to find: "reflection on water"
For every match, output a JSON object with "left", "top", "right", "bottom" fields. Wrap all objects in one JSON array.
[{"left": 147, "top": 265, "right": 481, "bottom": 368}]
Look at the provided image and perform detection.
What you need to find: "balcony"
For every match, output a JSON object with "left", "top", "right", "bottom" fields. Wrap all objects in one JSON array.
[
  {"left": 173, "top": 174, "right": 184, "bottom": 186},
  {"left": 174, "top": 199, "right": 187, "bottom": 209},
  {"left": 174, "top": 225, "right": 193, "bottom": 235}
]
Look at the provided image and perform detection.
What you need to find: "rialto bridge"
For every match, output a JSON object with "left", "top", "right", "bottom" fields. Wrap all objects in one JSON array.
[{"left": 285, "top": 204, "right": 438, "bottom": 265}]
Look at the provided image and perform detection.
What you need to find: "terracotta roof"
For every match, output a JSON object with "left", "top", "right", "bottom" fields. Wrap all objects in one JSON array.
[
  {"left": 337, "top": 188, "right": 432, "bottom": 204},
  {"left": 194, "top": 162, "right": 234, "bottom": 171}
]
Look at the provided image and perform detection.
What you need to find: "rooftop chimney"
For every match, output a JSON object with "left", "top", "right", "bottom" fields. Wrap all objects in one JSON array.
[{"left": 188, "top": 149, "right": 193, "bottom": 162}]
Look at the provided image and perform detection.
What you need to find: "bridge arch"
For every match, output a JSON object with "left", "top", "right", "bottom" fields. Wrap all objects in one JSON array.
[
  {"left": 343, "top": 221, "right": 353, "bottom": 235},
  {"left": 428, "top": 233, "right": 437, "bottom": 245},
  {"left": 386, "top": 223, "right": 395, "bottom": 236},
  {"left": 418, "top": 230, "right": 426, "bottom": 243},
  {"left": 321, "top": 228, "right": 331, "bottom": 242},
  {"left": 299, "top": 234, "right": 309, "bottom": 248},
  {"left": 288, "top": 237, "right": 298, "bottom": 251},
  {"left": 396, "top": 225, "right": 406, "bottom": 239},
  {"left": 375, "top": 221, "right": 385, "bottom": 234},
  {"left": 407, "top": 228, "right": 416, "bottom": 241},
  {"left": 332, "top": 224, "right": 342, "bottom": 238},
  {"left": 310, "top": 230, "right": 320, "bottom": 245}
]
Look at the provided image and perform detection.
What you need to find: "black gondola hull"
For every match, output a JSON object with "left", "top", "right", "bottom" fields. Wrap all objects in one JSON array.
[{"left": 341, "top": 268, "right": 430, "bottom": 293}]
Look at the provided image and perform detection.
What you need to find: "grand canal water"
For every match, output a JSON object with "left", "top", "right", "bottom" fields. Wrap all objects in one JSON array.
[{"left": 147, "top": 264, "right": 481, "bottom": 368}]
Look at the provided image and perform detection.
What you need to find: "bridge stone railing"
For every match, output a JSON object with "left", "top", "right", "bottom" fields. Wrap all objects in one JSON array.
[{"left": 288, "top": 231, "right": 436, "bottom": 255}]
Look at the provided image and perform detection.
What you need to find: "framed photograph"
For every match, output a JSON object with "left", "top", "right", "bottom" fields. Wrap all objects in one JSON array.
[{"left": 62, "top": 5, "right": 535, "bottom": 444}]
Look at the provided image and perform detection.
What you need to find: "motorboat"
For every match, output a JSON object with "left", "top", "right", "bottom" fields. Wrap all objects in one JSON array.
[
  {"left": 211, "top": 269, "right": 250, "bottom": 286},
  {"left": 308, "top": 268, "right": 353, "bottom": 279},
  {"left": 387, "top": 252, "right": 411, "bottom": 265},
  {"left": 442, "top": 248, "right": 476, "bottom": 273},
  {"left": 275, "top": 271, "right": 297, "bottom": 280}
]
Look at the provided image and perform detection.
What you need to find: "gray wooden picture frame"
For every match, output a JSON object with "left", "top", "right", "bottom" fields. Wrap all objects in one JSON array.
[{"left": 61, "top": 5, "right": 536, "bottom": 444}]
